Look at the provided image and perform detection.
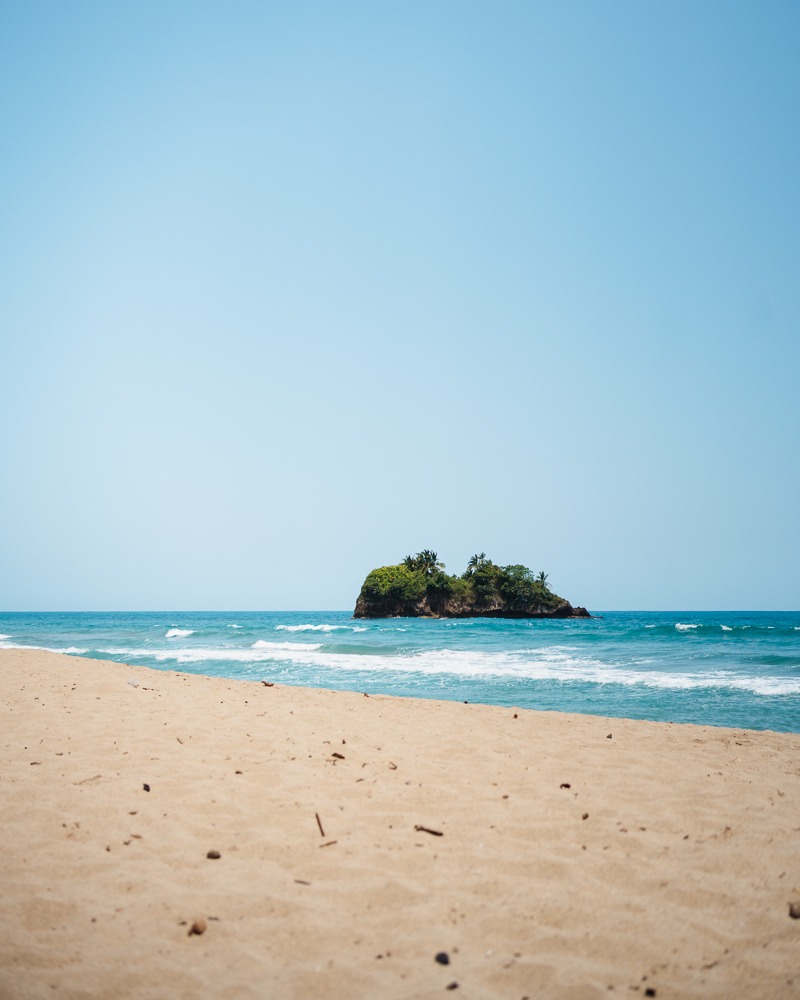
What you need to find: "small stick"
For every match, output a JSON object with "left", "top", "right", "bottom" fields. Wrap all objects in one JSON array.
[
  {"left": 319, "top": 840, "right": 338, "bottom": 848},
  {"left": 315, "top": 812, "right": 325, "bottom": 837},
  {"left": 414, "top": 824, "right": 443, "bottom": 837}
]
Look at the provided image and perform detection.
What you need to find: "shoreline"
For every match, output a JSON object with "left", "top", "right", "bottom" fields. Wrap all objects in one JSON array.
[
  {"left": 1, "top": 648, "right": 799, "bottom": 998},
  {"left": 2, "top": 610, "right": 797, "bottom": 737}
]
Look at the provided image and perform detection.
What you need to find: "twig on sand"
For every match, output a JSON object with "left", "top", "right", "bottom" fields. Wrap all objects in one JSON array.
[
  {"left": 414, "top": 824, "right": 443, "bottom": 837},
  {"left": 315, "top": 812, "right": 325, "bottom": 837}
]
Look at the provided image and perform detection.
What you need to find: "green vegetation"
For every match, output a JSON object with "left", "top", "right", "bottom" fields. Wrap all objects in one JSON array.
[
  {"left": 356, "top": 550, "right": 563, "bottom": 617},
  {"left": 360, "top": 564, "right": 426, "bottom": 603},
  {"left": 465, "top": 552, "right": 488, "bottom": 574},
  {"left": 402, "top": 549, "right": 445, "bottom": 575},
  {"left": 497, "top": 564, "right": 549, "bottom": 610}
]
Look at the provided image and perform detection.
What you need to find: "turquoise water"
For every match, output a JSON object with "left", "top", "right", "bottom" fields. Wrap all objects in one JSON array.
[{"left": 1, "top": 610, "right": 799, "bottom": 733}]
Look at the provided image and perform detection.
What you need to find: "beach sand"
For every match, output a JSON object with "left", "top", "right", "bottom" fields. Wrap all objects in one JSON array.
[{"left": 1, "top": 648, "right": 798, "bottom": 999}]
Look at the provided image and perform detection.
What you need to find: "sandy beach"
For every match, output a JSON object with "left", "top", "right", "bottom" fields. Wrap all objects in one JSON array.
[{"left": 1, "top": 648, "right": 798, "bottom": 999}]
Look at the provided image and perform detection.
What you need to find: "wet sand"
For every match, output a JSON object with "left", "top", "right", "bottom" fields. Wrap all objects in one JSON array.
[{"left": 1, "top": 647, "right": 798, "bottom": 999}]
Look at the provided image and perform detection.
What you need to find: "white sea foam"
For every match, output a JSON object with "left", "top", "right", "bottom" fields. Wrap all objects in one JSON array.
[
  {"left": 0, "top": 633, "right": 10, "bottom": 640},
  {"left": 227, "top": 624, "right": 242, "bottom": 629},
  {"left": 1, "top": 644, "right": 91, "bottom": 655},
  {"left": 0, "top": 640, "right": 87, "bottom": 653},
  {"left": 356, "top": 649, "right": 800, "bottom": 696},
  {"left": 275, "top": 624, "right": 351, "bottom": 633},
  {"left": 136, "top": 642, "right": 325, "bottom": 664},
  {"left": 252, "top": 639, "right": 323, "bottom": 651},
  {"left": 165, "top": 628, "right": 194, "bottom": 638},
  {"left": 188, "top": 642, "right": 799, "bottom": 697},
  {"left": 726, "top": 676, "right": 800, "bottom": 696},
  {"left": 675, "top": 623, "right": 699, "bottom": 631},
  {"left": 721, "top": 625, "right": 733, "bottom": 631}
]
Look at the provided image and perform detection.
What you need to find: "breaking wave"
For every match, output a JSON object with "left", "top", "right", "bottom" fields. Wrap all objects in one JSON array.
[
  {"left": 89, "top": 641, "right": 800, "bottom": 697},
  {"left": 0, "top": 642, "right": 90, "bottom": 655},
  {"left": 251, "top": 639, "right": 323, "bottom": 651},
  {"left": 275, "top": 623, "right": 365, "bottom": 633}
]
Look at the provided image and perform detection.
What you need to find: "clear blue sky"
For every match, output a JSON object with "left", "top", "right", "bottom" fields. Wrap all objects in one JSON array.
[{"left": 1, "top": 1, "right": 798, "bottom": 611}]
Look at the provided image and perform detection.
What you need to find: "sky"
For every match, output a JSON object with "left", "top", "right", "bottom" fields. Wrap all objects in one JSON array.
[{"left": 1, "top": 0, "right": 798, "bottom": 612}]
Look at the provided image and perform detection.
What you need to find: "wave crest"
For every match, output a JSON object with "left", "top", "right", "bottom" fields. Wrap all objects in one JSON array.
[
  {"left": 252, "top": 639, "right": 323, "bottom": 651},
  {"left": 275, "top": 624, "right": 351, "bottom": 633}
]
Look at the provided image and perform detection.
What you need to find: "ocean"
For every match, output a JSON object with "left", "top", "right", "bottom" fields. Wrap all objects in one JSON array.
[{"left": 1, "top": 610, "right": 798, "bottom": 733}]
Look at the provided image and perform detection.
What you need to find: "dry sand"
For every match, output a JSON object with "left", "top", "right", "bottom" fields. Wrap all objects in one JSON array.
[{"left": 0, "top": 648, "right": 798, "bottom": 999}]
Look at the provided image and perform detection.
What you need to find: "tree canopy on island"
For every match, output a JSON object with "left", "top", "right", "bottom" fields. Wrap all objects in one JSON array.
[{"left": 353, "top": 550, "right": 588, "bottom": 619}]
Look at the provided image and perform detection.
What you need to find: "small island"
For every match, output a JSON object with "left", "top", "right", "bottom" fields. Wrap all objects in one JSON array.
[{"left": 354, "top": 550, "right": 590, "bottom": 619}]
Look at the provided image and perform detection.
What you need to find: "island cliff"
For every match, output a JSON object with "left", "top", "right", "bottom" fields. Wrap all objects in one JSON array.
[{"left": 354, "top": 550, "right": 590, "bottom": 619}]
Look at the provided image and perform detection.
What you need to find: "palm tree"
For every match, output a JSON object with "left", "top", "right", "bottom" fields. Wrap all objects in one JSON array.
[
  {"left": 402, "top": 554, "right": 419, "bottom": 571},
  {"left": 536, "top": 570, "right": 549, "bottom": 590},
  {"left": 416, "top": 549, "right": 445, "bottom": 576},
  {"left": 466, "top": 552, "right": 488, "bottom": 574}
]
